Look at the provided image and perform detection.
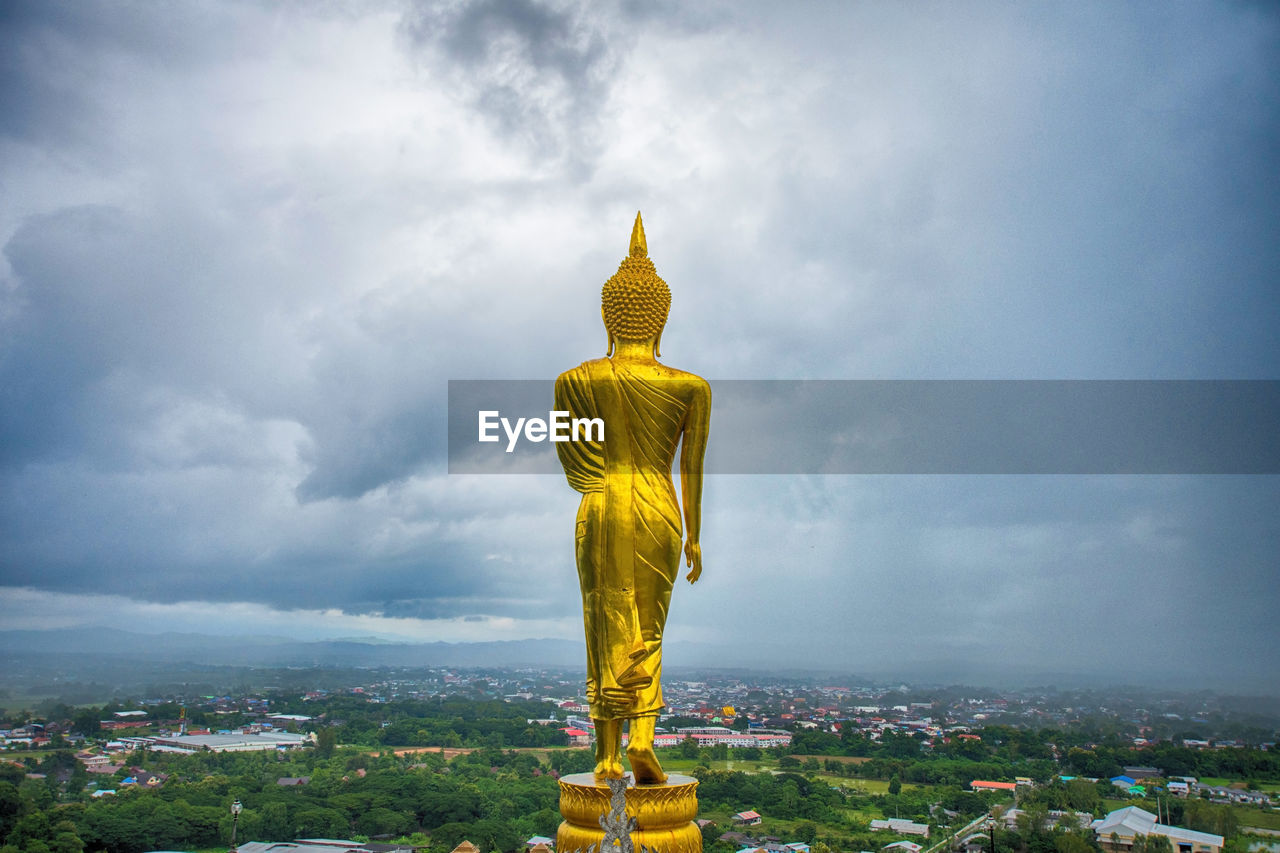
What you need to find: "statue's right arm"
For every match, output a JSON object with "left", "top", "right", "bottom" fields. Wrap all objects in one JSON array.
[
  {"left": 553, "top": 372, "right": 590, "bottom": 491},
  {"left": 679, "top": 378, "right": 711, "bottom": 583}
]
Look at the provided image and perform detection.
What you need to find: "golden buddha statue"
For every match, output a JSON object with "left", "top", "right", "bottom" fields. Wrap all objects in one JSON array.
[{"left": 554, "top": 212, "right": 711, "bottom": 785}]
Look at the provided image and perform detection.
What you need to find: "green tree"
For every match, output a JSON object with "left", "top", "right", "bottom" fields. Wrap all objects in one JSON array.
[
  {"left": 70, "top": 710, "right": 101, "bottom": 737},
  {"left": 1054, "top": 834, "right": 1093, "bottom": 853},
  {"left": 889, "top": 775, "right": 902, "bottom": 795},
  {"left": 316, "top": 727, "right": 338, "bottom": 759},
  {"left": 49, "top": 820, "right": 84, "bottom": 853},
  {"left": 260, "top": 802, "right": 291, "bottom": 841},
  {"left": 0, "top": 782, "right": 20, "bottom": 840}
]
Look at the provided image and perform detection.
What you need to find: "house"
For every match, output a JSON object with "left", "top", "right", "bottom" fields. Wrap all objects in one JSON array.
[
  {"left": 734, "top": 811, "right": 763, "bottom": 826},
  {"left": 236, "top": 843, "right": 412, "bottom": 853},
  {"left": 1092, "top": 806, "right": 1223, "bottom": 853},
  {"left": 871, "top": 819, "right": 930, "bottom": 838},
  {"left": 77, "top": 752, "right": 115, "bottom": 771},
  {"left": 1167, "top": 782, "right": 1189, "bottom": 797},
  {"left": 1124, "top": 767, "right": 1161, "bottom": 780},
  {"left": 525, "top": 836, "right": 555, "bottom": 849},
  {"left": 971, "top": 780, "right": 1017, "bottom": 792},
  {"left": 883, "top": 842, "right": 923, "bottom": 853},
  {"left": 563, "top": 728, "right": 592, "bottom": 747},
  {"left": 1003, "top": 809, "right": 1093, "bottom": 831},
  {"left": 127, "top": 768, "right": 167, "bottom": 787}
]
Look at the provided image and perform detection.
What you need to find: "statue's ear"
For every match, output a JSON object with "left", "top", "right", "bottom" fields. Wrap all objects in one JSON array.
[
  {"left": 652, "top": 330, "right": 663, "bottom": 360},
  {"left": 603, "top": 307, "right": 614, "bottom": 357}
]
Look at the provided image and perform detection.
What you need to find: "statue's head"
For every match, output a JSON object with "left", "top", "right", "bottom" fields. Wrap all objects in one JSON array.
[{"left": 602, "top": 212, "right": 670, "bottom": 356}]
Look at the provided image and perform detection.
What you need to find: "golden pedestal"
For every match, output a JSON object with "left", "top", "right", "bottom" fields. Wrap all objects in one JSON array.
[{"left": 557, "top": 772, "right": 701, "bottom": 853}]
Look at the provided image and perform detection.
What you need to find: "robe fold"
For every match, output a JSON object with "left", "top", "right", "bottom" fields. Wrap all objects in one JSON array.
[{"left": 555, "top": 358, "right": 686, "bottom": 720}]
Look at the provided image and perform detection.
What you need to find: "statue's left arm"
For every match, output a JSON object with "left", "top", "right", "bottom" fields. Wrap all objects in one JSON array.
[{"left": 679, "top": 378, "right": 711, "bottom": 583}]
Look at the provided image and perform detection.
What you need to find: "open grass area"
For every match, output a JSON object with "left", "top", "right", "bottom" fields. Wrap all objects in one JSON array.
[
  {"left": 1237, "top": 808, "right": 1280, "bottom": 832},
  {"left": 1199, "top": 778, "right": 1238, "bottom": 787},
  {"left": 1105, "top": 798, "right": 1146, "bottom": 812},
  {"left": 832, "top": 778, "right": 893, "bottom": 794},
  {"left": 791, "top": 754, "right": 873, "bottom": 765},
  {"left": 0, "top": 693, "right": 59, "bottom": 714},
  {"left": 654, "top": 756, "right": 778, "bottom": 774}
]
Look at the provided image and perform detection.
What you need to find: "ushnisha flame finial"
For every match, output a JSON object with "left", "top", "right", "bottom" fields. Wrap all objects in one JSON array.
[
  {"left": 602, "top": 212, "right": 670, "bottom": 348},
  {"left": 629, "top": 211, "right": 647, "bottom": 258}
]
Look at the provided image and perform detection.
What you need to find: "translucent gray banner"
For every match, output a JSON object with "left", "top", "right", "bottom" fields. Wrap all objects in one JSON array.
[{"left": 447, "top": 380, "right": 1280, "bottom": 474}]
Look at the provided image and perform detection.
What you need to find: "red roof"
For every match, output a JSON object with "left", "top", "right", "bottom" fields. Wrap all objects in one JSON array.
[
  {"left": 564, "top": 728, "right": 589, "bottom": 736},
  {"left": 971, "top": 780, "right": 1017, "bottom": 790}
]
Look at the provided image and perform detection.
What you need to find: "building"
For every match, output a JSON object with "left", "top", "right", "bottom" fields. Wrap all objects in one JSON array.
[
  {"left": 971, "top": 780, "right": 1017, "bottom": 793},
  {"left": 871, "top": 819, "right": 930, "bottom": 838},
  {"left": 1123, "top": 767, "right": 1161, "bottom": 780},
  {"left": 1092, "top": 807, "right": 1223, "bottom": 853},
  {"left": 883, "top": 842, "right": 923, "bottom": 853},
  {"left": 563, "top": 728, "right": 591, "bottom": 747},
  {"left": 733, "top": 811, "right": 763, "bottom": 826},
  {"left": 236, "top": 842, "right": 413, "bottom": 853},
  {"left": 1003, "top": 809, "right": 1093, "bottom": 832},
  {"left": 149, "top": 730, "right": 309, "bottom": 753},
  {"left": 76, "top": 752, "right": 115, "bottom": 771}
]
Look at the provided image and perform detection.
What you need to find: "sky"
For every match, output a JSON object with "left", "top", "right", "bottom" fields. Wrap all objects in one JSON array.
[{"left": 1, "top": 1, "right": 1277, "bottom": 692}]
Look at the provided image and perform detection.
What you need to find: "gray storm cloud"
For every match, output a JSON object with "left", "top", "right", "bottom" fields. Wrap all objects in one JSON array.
[{"left": 0, "top": 0, "right": 1276, "bottom": 689}]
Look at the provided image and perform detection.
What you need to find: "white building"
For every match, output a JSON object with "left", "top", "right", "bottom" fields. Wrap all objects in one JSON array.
[
  {"left": 1092, "top": 807, "right": 1223, "bottom": 853},
  {"left": 148, "top": 731, "right": 309, "bottom": 753},
  {"left": 871, "top": 819, "right": 929, "bottom": 838}
]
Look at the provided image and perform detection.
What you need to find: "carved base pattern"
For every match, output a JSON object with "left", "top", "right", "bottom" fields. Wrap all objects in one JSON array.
[{"left": 557, "top": 772, "right": 701, "bottom": 853}]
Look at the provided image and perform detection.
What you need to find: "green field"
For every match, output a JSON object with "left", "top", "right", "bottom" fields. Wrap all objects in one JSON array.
[
  {"left": 1237, "top": 808, "right": 1280, "bottom": 832},
  {"left": 652, "top": 756, "right": 780, "bottom": 774},
  {"left": 827, "top": 777, "right": 892, "bottom": 794},
  {"left": 0, "top": 692, "right": 59, "bottom": 714}
]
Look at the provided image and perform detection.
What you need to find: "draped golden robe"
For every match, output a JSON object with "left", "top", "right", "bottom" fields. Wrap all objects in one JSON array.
[{"left": 554, "top": 358, "right": 693, "bottom": 720}]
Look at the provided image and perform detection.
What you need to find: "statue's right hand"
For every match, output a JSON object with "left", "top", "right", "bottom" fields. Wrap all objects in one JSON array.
[{"left": 684, "top": 541, "right": 702, "bottom": 584}]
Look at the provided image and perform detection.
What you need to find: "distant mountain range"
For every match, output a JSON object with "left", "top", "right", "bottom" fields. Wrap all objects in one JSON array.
[
  {"left": 1, "top": 627, "right": 1271, "bottom": 695},
  {"left": 0, "top": 626, "right": 585, "bottom": 668}
]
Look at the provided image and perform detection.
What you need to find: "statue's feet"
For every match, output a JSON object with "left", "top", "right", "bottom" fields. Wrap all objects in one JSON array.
[
  {"left": 626, "top": 743, "right": 667, "bottom": 785},
  {"left": 594, "top": 757, "right": 625, "bottom": 779}
]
